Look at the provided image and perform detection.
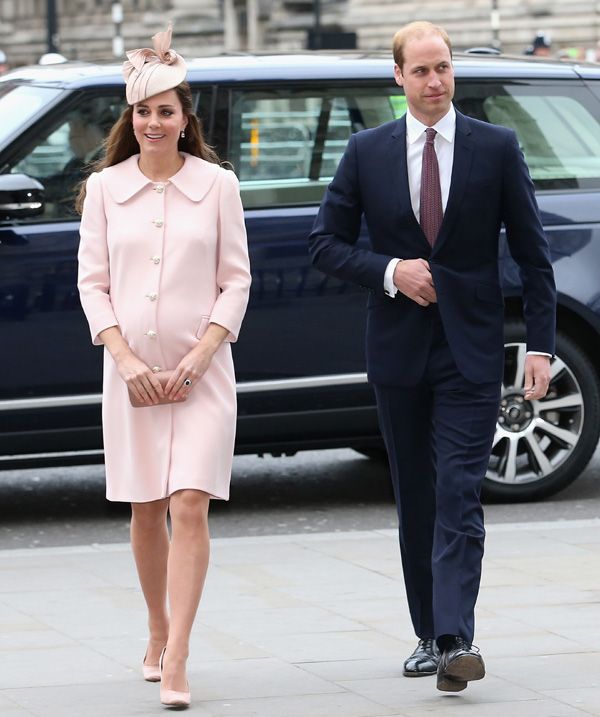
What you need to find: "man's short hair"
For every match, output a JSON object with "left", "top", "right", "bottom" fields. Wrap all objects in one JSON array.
[{"left": 392, "top": 21, "right": 452, "bottom": 69}]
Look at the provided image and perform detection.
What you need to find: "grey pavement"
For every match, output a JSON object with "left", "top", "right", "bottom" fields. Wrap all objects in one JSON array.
[{"left": 1, "top": 519, "right": 600, "bottom": 716}]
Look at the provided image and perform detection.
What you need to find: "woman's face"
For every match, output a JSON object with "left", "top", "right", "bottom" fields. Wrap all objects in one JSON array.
[{"left": 132, "top": 89, "right": 188, "bottom": 158}]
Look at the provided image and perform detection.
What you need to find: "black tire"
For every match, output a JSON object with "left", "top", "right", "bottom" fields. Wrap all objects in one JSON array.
[{"left": 482, "top": 321, "right": 600, "bottom": 502}]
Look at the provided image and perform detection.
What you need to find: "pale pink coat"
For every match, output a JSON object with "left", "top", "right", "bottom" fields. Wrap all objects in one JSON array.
[{"left": 77, "top": 153, "right": 251, "bottom": 502}]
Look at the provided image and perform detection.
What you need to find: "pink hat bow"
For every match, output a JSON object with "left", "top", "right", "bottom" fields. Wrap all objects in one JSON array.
[{"left": 122, "top": 23, "right": 187, "bottom": 104}]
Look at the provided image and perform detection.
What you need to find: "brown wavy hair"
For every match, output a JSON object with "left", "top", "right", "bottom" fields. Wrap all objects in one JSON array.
[{"left": 75, "top": 82, "right": 220, "bottom": 213}]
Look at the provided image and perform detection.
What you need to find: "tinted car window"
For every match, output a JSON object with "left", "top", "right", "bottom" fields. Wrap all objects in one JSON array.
[
  {"left": 7, "top": 94, "right": 126, "bottom": 219},
  {"left": 230, "top": 86, "right": 407, "bottom": 208},
  {"left": 0, "top": 84, "right": 63, "bottom": 147},
  {"left": 454, "top": 82, "right": 600, "bottom": 189}
]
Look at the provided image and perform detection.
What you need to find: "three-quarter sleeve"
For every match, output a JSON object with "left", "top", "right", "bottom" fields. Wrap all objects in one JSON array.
[
  {"left": 77, "top": 172, "right": 119, "bottom": 345},
  {"left": 210, "top": 168, "right": 252, "bottom": 342}
]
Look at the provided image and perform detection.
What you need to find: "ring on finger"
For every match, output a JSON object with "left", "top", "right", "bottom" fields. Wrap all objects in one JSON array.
[{"left": 183, "top": 378, "right": 192, "bottom": 387}]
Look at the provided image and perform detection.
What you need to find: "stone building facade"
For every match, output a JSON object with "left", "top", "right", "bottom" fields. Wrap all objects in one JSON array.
[{"left": 1, "top": 0, "right": 600, "bottom": 67}]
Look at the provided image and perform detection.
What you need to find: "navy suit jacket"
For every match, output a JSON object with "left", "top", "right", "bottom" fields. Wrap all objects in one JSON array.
[{"left": 308, "top": 110, "right": 557, "bottom": 385}]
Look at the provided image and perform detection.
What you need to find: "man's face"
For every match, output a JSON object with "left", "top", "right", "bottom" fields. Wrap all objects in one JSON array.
[{"left": 394, "top": 33, "right": 454, "bottom": 126}]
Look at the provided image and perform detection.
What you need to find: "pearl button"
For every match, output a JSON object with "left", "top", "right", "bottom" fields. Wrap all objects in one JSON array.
[
  {"left": 154, "top": 184, "right": 164, "bottom": 193},
  {"left": 146, "top": 330, "right": 157, "bottom": 339},
  {"left": 151, "top": 256, "right": 160, "bottom": 264},
  {"left": 152, "top": 365, "right": 162, "bottom": 373},
  {"left": 146, "top": 292, "right": 158, "bottom": 301},
  {"left": 153, "top": 219, "right": 164, "bottom": 227}
]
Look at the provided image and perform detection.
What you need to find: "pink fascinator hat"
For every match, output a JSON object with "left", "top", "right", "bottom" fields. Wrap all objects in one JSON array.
[{"left": 122, "top": 23, "right": 187, "bottom": 105}]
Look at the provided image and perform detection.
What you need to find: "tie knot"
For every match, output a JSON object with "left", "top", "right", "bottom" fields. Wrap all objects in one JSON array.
[{"left": 425, "top": 127, "right": 437, "bottom": 144}]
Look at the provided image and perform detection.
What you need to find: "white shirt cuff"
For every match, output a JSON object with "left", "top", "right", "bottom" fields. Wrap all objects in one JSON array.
[
  {"left": 384, "top": 258, "right": 402, "bottom": 297},
  {"left": 526, "top": 351, "right": 552, "bottom": 358}
]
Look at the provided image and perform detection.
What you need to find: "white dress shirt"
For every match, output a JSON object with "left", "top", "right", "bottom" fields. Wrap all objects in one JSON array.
[{"left": 383, "top": 105, "right": 455, "bottom": 297}]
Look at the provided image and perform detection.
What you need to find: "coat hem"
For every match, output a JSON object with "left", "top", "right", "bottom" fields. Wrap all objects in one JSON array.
[{"left": 106, "top": 487, "right": 230, "bottom": 503}]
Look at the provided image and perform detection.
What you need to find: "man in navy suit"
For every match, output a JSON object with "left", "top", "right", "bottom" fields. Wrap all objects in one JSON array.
[{"left": 309, "top": 21, "right": 556, "bottom": 692}]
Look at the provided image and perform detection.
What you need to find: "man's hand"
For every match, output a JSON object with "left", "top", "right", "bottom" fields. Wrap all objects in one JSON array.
[
  {"left": 393, "top": 259, "right": 437, "bottom": 306},
  {"left": 524, "top": 354, "right": 551, "bottom": 400}
]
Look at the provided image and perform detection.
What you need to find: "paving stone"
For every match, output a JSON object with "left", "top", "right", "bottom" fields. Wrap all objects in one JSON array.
[{"left": 0, "top": 520, "right": 599, "bottom": 716}]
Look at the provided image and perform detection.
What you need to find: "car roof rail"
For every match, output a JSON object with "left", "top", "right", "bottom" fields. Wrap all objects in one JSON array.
[{"left": 464, "top": 46, "right": 502, "bottom": 55}]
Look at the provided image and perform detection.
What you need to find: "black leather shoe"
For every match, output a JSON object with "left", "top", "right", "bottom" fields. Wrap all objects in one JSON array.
[
  {"left": 403, "top": 638, "right": 440, "bottom": 677},
  {"left": 437, "top": 637, "right": 485, "bottom": 692}
]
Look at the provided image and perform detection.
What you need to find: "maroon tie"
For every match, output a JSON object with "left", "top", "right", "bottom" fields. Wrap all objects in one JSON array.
[{"left": 420, "top": 127, "right": 443, "bottom": 247}]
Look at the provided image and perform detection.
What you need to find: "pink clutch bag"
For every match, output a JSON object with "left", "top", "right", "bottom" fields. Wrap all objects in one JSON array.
[{"left": 128, "top": 370, "right": 188, "bottom": 408}]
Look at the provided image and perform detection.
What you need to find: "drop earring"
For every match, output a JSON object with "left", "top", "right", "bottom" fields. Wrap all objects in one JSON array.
[{"left": 180, "top": 130, "right": 185, "bottom": 138}]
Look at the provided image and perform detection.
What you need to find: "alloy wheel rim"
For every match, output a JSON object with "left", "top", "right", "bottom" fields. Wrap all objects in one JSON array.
[{"left": 486, "top": 343, "right": 584, "bottom": 486}]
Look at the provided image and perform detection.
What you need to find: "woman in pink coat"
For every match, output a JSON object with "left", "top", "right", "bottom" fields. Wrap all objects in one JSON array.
[{"left": 77, "top": 25, "right": 251, "bottom": 709}]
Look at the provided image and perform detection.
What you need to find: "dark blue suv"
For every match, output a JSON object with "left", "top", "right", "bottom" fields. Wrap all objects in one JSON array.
[{"left": 1, "top": 52, "right": 599, "bottom": 501}]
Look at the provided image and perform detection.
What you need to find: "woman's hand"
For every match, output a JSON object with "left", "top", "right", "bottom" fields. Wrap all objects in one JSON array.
[
  {"left": 98, "top": 326, "right": 163, "bottom": 405},
  {"left": 115, "top": 351, "right": 164, "bottom": 405},
  {"left": 165, "top": 322, "right": 230, "bottom": 400},
  {"left": 165, "top": 344, "right": 213, "bottom": 400}
]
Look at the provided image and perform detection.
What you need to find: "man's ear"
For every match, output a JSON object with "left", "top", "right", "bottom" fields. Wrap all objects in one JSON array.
[{"left": 393, "top": 64, "right": 404, "bottom": 88}]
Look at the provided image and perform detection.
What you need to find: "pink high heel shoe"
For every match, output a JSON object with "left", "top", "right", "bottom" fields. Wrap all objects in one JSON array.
[
  {"left": 159, "top": 648, "right": 191, "bottom": 708},
  {"left": 142, "top": 651, "right": 161, "bottom": 682}
]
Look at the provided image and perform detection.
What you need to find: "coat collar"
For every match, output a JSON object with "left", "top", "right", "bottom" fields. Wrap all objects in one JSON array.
[
  {"left": 391, "top": 105, "right": 470, "bottom": 142},
  {"left": 433, "top": 110, "right": 474, "bottom": 253},
  {"left": 103, "top": 153, "right": 220, "bottom": 204},
  {"left": 389, "top": 115, "right": 424, "bottom": 242},
  {"left": 405, "top": 105, "right": 456, "bottom": 146}
]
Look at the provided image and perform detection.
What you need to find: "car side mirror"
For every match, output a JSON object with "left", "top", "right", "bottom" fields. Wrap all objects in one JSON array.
[{"left": 0, "top": 174, "right": 45, "bottom": 221}]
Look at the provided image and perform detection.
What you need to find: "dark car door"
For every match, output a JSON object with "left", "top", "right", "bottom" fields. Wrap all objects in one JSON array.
[
  {"left": 454, "top": 78, "right": 600, "bottom": 303},
  {"left": 216, "top": 82, "right": 407, "bottom": 449},
  {"left": 0, "top": 91, "right": 127, "bottom": 458},
  {"left": 0, "top": 84, "right": 224, "bottom": 462},
  {"left": 453, "top": 77, "right": 600, "bottom": 498}
]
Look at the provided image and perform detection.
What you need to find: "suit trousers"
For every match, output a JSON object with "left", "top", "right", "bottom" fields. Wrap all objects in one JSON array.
[{"left": 373, "top": 307, "right": 501, "bottom": 643}]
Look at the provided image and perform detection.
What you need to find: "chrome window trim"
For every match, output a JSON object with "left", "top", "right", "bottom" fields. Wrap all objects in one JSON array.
[
  {"left": 0, "top": 373, "right": 369, "bottom": 411},
  {"left": 0, "top": 449, "right": 104, "bottom": 463}
]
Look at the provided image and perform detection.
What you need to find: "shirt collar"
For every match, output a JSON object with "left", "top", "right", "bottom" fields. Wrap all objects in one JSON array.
[
  {"left": 406, "top": 104, "right": 456, "bottom": 145},
  {"left": 103, "top": 152, "right": 220, "bottom": 204}
]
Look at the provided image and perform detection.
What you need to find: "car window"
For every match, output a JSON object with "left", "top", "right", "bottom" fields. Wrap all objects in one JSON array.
[
  {"left": 454, "top": 82, "right": 600, "bottom": 190},
  {"left": 229, "top": 86, "right": 407, "bottom": 208},
  {"left": 7, "top": 94, "right": 126, "bottom": 221},
  {"left": 0, "top": 83, "right": 64, "bottom": 147},
  {"left": 4, "top": 87, "right": 211, "bottom": 223}
]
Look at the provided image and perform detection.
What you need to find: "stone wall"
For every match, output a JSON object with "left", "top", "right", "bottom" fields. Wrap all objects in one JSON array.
[
  {"left": 0, "top": 0, "right": 225, "bottom": 65},
  {"left": 265, "top": 0, "right": 600, "bottom": 57},
  {"left": 1, "top": 0, "right": 599, "bottom": 67}
]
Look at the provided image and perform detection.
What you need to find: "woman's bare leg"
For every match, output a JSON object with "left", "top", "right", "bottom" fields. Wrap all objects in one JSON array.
[
  {"left": 130, "top": 499, "right": 170, "bottom": 665},
  {"left": 161, "top": 489, "right": 211, "bottom": 692}
]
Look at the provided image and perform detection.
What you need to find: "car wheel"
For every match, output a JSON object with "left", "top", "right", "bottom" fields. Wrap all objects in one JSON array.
[{"left": 483, "top": 321, "right": 600, "bottom": 502}]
